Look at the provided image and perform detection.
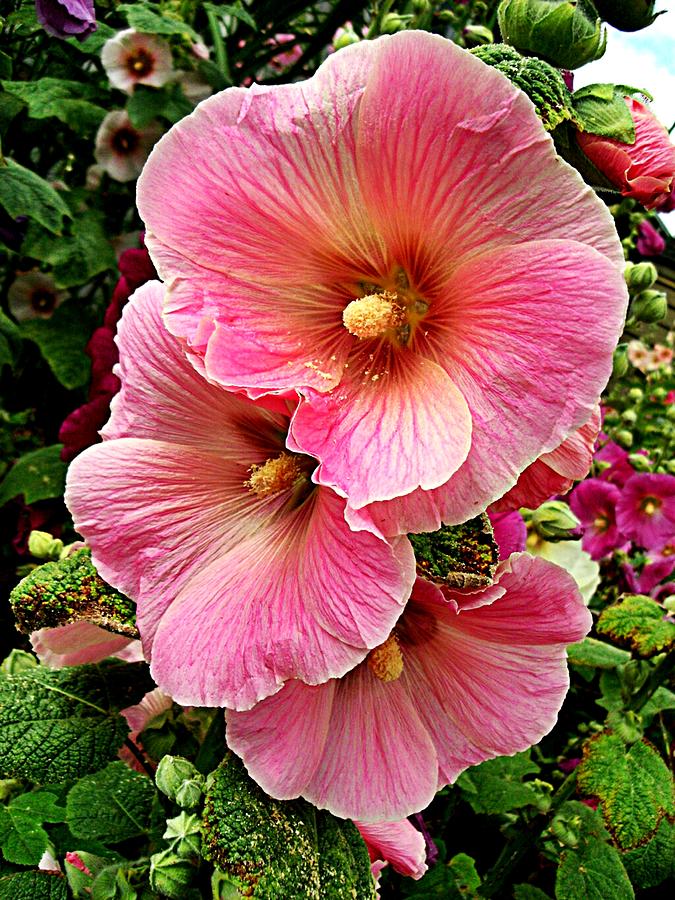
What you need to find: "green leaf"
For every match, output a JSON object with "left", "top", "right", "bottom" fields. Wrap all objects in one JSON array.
[
  {"left": 126, "top": 84, "right": 191, "bottom": 129},
  {"left": 117, "top": 3, "right": 200, "bottom": 41},
  {"left": 0, "top": 445, "right": 66, "bottom": 507},
  {"left": 513, "top": 887, "right": 551, "bottom": 899},
  {"left": 456, "top": 752, "right": 540, "bottom": 815},
  {"left": 401, "top": 852, "right": 480, "bottom": 898},
  {"left": 1, "top": 79, "right": 106, "bottom": 135},
  {"left": 597, "top": 594, "right": 675, "bottom": 657},
  {"left": 0, "top": 870, "right": 67, "bottom": 900},
  {"left": 22, "top": 210, "right": 116, "bottom": 288},
  {"left": 67, "top": 762, "right": 156, "bottom": 844},
  {"left": 0, "top": 51, "right": 12, "bottom": 80},
  {"left": 567, "top": 638, "right": 631, "bottom": 669},
  {"left": 0, "top": 309, "right": 20, "bottom": 370},
  {"left": 0, "top": 160, "right": 70, "bottom": 234},
  {"left": 20, "top": 301, "right": 91, "bottom": 389},
  {"left": 202, "top": 754, "right": 375, "bottom": 899},
  {"left": 573, "top": 83, "right": 649, "bottom": 143},
  {"left": 621, "top": 818, "right": 674, "bottom": 889},
  {"left": 0, "top": 662, "right": 151, "bottom": 782},
  {"left": 556, "top": 839, "right": 634, "bottom": 900},
  {"left": 577, "top": 731, "right": 675, "bottom": 849},
  {"left": 206, "top": 2, "right": 257, "bottom": 30},
  {"left": 0, "top": 790, "right": 65, "bottom": 865},
  {"left": 67, "top": 22, "right": 116, "bottom": 54}
]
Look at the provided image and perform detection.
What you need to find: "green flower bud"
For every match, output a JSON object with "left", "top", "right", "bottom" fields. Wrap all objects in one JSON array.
[
  {"left": 612, "top": 343, "right": 629, "bottom": 378},
  {"left": 332, "top": 23, "right": 360, "bottom": 51},
  {"left": 472, "top": 44, "right": 574, "bottom": 131},
  {"left": 593, "top": 0, "right": 660, "bottom": 32},
  {"left": 149, "top": 849, "right": 194, "bottom": 899},
  {"left": 611, "top": 709, "right": 643, "bottom": 744},
  {"left": 28, "top": 530, "right": 64, "bottom": 560},
  {"left": 464, "top": 24, "right": 494, "bottom": 46},
  {"left": 627, "top": 387, "right": 644, "bottom": 401},
  {"left": 175, "top": 778, "right": 204, "bottom": 809},
  {"left": 615, "top": 429, "right": 634, "bottom": 448},
  {"left": 164, "top": 811, "right": 202, "bottom": 858},
  {"left": 498, "top": 0, "right": 606, "bottom": 70},
  {"left": 380, "top": 13, "right": 409, "bottom": 34},
  {"left": 627, "top": 453, "right": 652, "bottom": 472},
  {"left": 625, "top": 261, "right": 658, "bottom": 293},
  {"left": 155, "top": 755, "right": 203, "bottom": 801},
  {"left": 664, "top": 596, "right": 675, "bottom": 613},
  {"left": 665, "top": 460, "right": 675, "bottom": 476},
  {"left": 531, "top": 501, "right": 580, "bottom": 540},
  {"left": 621, "top": 408, "right": 638, "bottom": 424},
  {"left": 630, "top": 289, "right": 667, "bottom": 323}
]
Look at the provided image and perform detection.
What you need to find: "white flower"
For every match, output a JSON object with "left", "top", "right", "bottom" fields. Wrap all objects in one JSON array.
[
  {"left": 101, "top": 29, "right": 173, "bottom": 94},
  {"left": 94, "top": 110, "right": 162, "bottom": 183},
  {"left": 8, "top": 271, "right": 66, "bottom": 322}
]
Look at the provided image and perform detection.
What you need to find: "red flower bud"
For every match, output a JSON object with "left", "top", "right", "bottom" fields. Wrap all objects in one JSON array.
[{"left": 577, "top": 97, "right": 675, "bottom": 209}]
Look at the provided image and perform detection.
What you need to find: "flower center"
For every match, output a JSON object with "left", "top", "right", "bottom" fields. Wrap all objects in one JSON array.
[
  {"left": 367, "top": 633, "right": 404, "bottom": 682},
  {"left": 640, "top": 496, "right": 661, "bottom": 517},
  {"left": 31, "top": 290, "right": 56, "bottom": 313},
  {"left": 127, "top": 48, "right": 155, "bottom": 77},
  {"left": 245, "top": 453, "right": 304, "bottom": 498},
  {"left": 111, "top": 127, "right": 139, "bottom": 155},
  {"left": 342, "top": 291, "right": 404, "bottom": 340},
  {"left": 593, "top": 515, "right": 609, "bottom": 532}
]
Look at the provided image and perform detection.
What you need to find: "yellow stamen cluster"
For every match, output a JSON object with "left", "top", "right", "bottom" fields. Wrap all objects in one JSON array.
[
  {"left": 641, "top": 497, "right": 661, "bottom": 516},
  {"left": 245, "top": 453, "right": 302, "bottom": 498},
  {"left": 342, "top": 291, "right": 404, "bottom": 340},
  {"left": 367, "top": 634, "right": 404, "bottom": 682}
]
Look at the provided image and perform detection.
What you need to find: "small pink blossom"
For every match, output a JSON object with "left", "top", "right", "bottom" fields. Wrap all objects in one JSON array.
[
  {"left": 138, "top": 32, "right": 627, "bottom": 536},
  {"left": 65, "top": 851, "right": 91, "bottom": 875},
  {"left": 66, "top": 282, "right": 415, "bottom": 710},
  {"left": 355, "top": 819, "right": 427, "bottom": 879},
  {"left": 8, "top": 271, "right": 66, "bottom": 322},
  {"left": 615, "top": 473, "right": 675, "bottom": 551},
  {"left": 101, "top": 29, "right": 174, "bottom": 94},
  {"left": 569, "top": 479, "right": 628, "bottom": 560},
  {"left": 636, "top": 219, "right": 665, "bottom": 257},
  {"left": 267, "top": 33, "right": 303, "bottom": 70},
  {"left": 595, "top": 438, "right": 637, "bottom": 487},
  {"left": 95, "top": 110, "right": 162, "bottom": 182},
  {"left": 226, "top": 554, "right": 590, "bottom": 821}
]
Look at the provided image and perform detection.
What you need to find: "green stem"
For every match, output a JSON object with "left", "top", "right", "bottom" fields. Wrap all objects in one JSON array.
[
  {"left": 627, "top": 649, "right": 675, "bottom": 713},
  {"left": 206, "top": 5, "right": 233, "bottom": 85}
]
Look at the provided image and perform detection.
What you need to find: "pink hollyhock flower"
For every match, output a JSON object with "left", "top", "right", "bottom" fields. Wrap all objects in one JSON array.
[
  {"left": 636, "top": 219, "right": 666, "bottom": 257},
  {"left": 492, "top": 406, "right": 601, "bottom": 513},
  {"left": 577, "top": 97, "right": 675, "bottom": 209},
  {"left": 137, "top": 32, "right": 627, "bottom": 536},
  {"left": 30, "top": 620, "right": 143, "bottom": 667},
  {"left": 616, "top": 473, "right": 675, "bottom": 551},
  {"left": 120, "top": 687, "right": 173, "bottom": 771},
  {"left": 595, "top": 438, "right": 637, "bottom": 487},
  {"left": 355, "top": 819, "right": 427, "bottom": 879},
  {"left": 569, "top": 478, "right": 628, "bottom": 560},
  {"left": 101, "top": 29, "right": 174, "bottom": 94},
  {"left": 226, "top": 554, "right": 591, "bottom": 821},
  {"left": 65, "top": 282, "right": 415, "bottom": 710},
  {"left": 488, "top": 508, "right": 527, "bottom": 560},
  {"left": 95, "top": 110, "right": 162, "bottom": 182},
  {"left": 8, "top": 271, "right": 66, "bottom": 322},
  {"left": 622, "top": 551, "right": 675, "bottom": 596}
]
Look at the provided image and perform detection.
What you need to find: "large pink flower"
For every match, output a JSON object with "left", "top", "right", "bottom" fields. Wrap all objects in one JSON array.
[
  {"left": 137, "top": 31, "right": 627, "bottom": 535},
  {"left": 65, "top": 282, "right": 415, "bottom": 710},
  {"left": 569, "top": 478, "right": 628, "bottom": 560},
  {"left": 615, "top": 473, "right": 675, "bottom": 551},
  {"left": 226, "top": 553, "right": 591, "bottom": 822}
]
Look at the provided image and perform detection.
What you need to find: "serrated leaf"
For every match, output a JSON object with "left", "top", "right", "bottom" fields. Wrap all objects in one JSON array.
[
  {"left": 0, "top": 445, "right": 66, "bottom": 506},
  {"left": 597, "top": 594, "right": 675, "bottom": 657},
  {"left": 0, "top": 790, "right": 65, "bottom": 865},
  {"left": 117, "top": 3, "right": 200, "bottom": 41},
  {"left": 0, "top": 870, "right": 67, "bottom": 900},
  {"left": 0, "top": 160, "right": 70, "bottom": 234},
  {"left": 22, "top": 210, "right": 116, "bottom": 288},
  {"left": 556, "top": 838, "right": 634, "bottom": 900},
  {"left": 0, "top": 662, "right": 151, "bottom": 782},
  {"left": 577, "top": 731, "right": 675, "bottom": 849},
  {"left": 202, "top": 754, "right": 375, "bottom": 899},
  {"left": 567, "top": 638, "right": 631, "bottom": 669},
  {"left": 621, "top": 818, "right": 674, "bottom": 889},
  {"left": 1, "top": 79, "right": 105, "bottom": 135},
  {"left": 20, "top": 302, "right": 91, "bottom": 389},
  {"left": 67, "top": 762, "right": 156, "bottom": 844},
  {"left": 456, "top": 752, "right": 539, "bottom": 815}
]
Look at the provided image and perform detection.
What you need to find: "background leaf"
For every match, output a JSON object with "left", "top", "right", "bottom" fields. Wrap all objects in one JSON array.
[
  {"left": 0, "top": 160, "right": 70, "bottom": 234},
  {"left": 66, "top": 762, "right": 156, "bottom": 844},
  {"left": 0, "top": 445, "right": 66, "bottom": 506}
]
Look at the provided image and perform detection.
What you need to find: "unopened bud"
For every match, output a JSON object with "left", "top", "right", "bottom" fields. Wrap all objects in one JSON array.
[
  {"left": 549, "top": 813, "right": 581, "bottom": 848},
  {"left": 621, "top": 409, "right": 638, "bottom": 424},
  {"left": 615, "top": 429, "right": 633, "bottom": 448},
  {"left": 155, "top": 756, "right": 203, "bottom": 802},
  {"left": 631, "top": 289, "right": 667, "bottom": 323},
  {"left": 627, "top": 387, "right": 643, "bottom": 401},
  {"left": 332, "top": 22, "right": 360, "bottom": 50},
  {"left": 28, "top": 530, "right": 64, "bottom": 560},
  {"left": 149, "top": 849, "right": 194, "bottom": 899},
  {"left": 612, "top": 343, "right": 629, "bottom": 378},
  {"left": 175, "top": 778, "right": 203, "bottom": 809},
  {"left": 593, "top": 0, "right": 660, "bottom": 32},
  {"left": 532, "top": 501, "right": 580, "bottom": 541},
  {"left": 164, "top": 812, "right": 202, "bottom": 858},
  {"left": 627, "top": 453, "right": 651, "bottom": 472},
  {"left": 463, "top": 24, "right": 494, "bottom": 46},
  {"left": 0, "top": 649, "right": 38, "bottom": 675},
  {"left": 380, "top": 13, "right": 408, "bottom": 34},
  {"left": 610, "top": 709, "right": 643, "bottom": 744},
  {"left": 665, "top": 460, "right": 675, "bottom": 475},
  {"left": 625, "top": 261, "right": 658, "bottom": 293}
]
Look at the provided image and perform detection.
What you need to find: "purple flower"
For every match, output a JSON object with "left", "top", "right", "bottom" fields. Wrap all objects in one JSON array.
[
  {"left": 636, "top": 220, "right": 666, "bottom": 257},
  {"left": 35, "top": 0, "right": 96, "bottom": 42},
  {"left": 616, "top": 473, "right": 675, "bottom": 551},
  {"left": 569, "top": 478, "right": 628, "bottom": 560}
]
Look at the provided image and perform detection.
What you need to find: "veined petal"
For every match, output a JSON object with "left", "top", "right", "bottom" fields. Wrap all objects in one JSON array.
[{"left": 30, "top": 622, "right": 143, "bottom": 668}]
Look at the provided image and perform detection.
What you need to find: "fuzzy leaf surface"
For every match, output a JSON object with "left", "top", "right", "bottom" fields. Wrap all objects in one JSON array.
[
  {"left": 67, "top": 762, "right": 156, "bottom": 844},
  {"left": 0, "top": 790, "right": 65, "bottom": 865},
  {"left": 597, "top": 594, "right": 675, "bottom": 657}
]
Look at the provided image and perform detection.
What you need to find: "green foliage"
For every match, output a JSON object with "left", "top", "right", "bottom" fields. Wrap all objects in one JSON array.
[
  {"left": 597, "top": 594, "right": 675, "bottom": 657},
  {"left": 10, "top": 547, "right": 137, "bottom": 636},
  {"left": 620, "top": 818, "right": 674, "bottom": 889},
  {"left": 0, "top": 159, "right": 70, "bottom": 234},
  {"left": 577, "top": 731, "right": 675, "bottom": 849},
  {"left": 0, "top": 790, "right": 65, "bottom": 864},
  {"left": 0, "top": 311, "right": 20, "bottom": 371},
  {"left": 20, "top": 302, "right": 92, "bottom": 389},
  {"left": 0, "top": 870, "right": 68, "bottom": 900},
  {"left": 202, "top": 754, "right": 375, "bottom": 899},
  {"left": 1, "top": 78, "right": 106, "bottom": 135},
  {"left": 567, "top": 637, "right": 631, "bottom": 669},
  {"left": 0, "top": 445, "right": 66, "bottom": 506},
  {"left": 0, "top": 661, "right": 151, "bottom": 782},
  {"left": 457, "top": 752, "right": 540, "bottom": 814},
  {"left": 22, "top": 210, "right": 116, "bottom": 288},
  {"left": 117, "top": 3, "right": 201, "bottom": 41},
  {"left": 401, "top": 852, "right": 481, "bottom": 898},
  {"left": 513, "top": 886, "right": 551, "bottom": 899},
  {"left": 571, "top": 83, "right": 646, "bottom": 143},
  {"left": 67, "top": 762, "right": 156, "bottom": 844},
  {"left": 409, "top": 514, "right": 498, "bottom": 589},
  {"left": 126, "top": 84, "right": 193, "bottom": 129}
]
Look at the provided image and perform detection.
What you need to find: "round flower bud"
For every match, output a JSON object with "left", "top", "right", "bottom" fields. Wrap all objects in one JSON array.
[
  {"left": 380, "top": 13, "right": 408, "bottom": 34},
  {"left": 163, "top": 812, "right": 202, "bottom": 858},
  {"left": 175, "top": 778, "right": 203, "bottom": 810},
  {"left": 498, "top": 0, "right": 606, "bottom": 70},
  {"left": 531, "top": 501, "right": 580, "bottom": 541},
  {"left": 463, "top": 25, "right": 494, "bottom": 46},
  {"left": 593, "top": 0, "right": 659, "bottom": 32},
  {"left": 627, "top": 453, "right": 652, "bottom": 472},
  {"left": 332, "top": 23, "right": 360, "bottom": 51},
  {"left": 625, "top": 261, "right": 658, "bottom": 293},
  {"left": 612, "top": 343, "right": 629, "bottom": 378},
  {"left": 615, "top": 429, "right": 634, "bottom": 449},
  {"left": 621, "top": 409, "right": 638, "bottom": 424},
  {"left": 28, "top": 530, "right": 64, "bottom": 561},
  {"left": 627, "top": 387, "right": 644, "bottom": 401},
  {"left": 155, "top": 756, "right": 202, "bottom": 801},
  {"left": 630, "top": 289, "right": 667, "bottom": 323},
  {"left": 149, "top": 849, "right": 194, "bottom": 899}
]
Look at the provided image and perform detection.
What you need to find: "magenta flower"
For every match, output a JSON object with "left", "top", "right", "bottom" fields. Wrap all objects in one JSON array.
[
  {"left": 35, "top": 0, "right": 96, "bottom": 41},
  {"left": 138, "top": 32, "right": 627, "bottom": 535},
  {"left": 101, "top": 29, "right": 174, "bottom": 94},
  {"left": 636, "top": 219, "right": 666, "bottom": 257},
  {"left": 65, "top": 282, "right": 415, "bottom": 709},
  {"left": 595, "top": 438, "right": 636, "bottom": 487},
  {"left": 226, "top": 554, "right": 590, "bottom": 821},
  {"left": 488, "top": 508, "right": 527, "bottom": 560},
  {"left": 615, "top": 473, "right": 675, "bottom": 551},
  {"left": 569, "top": 478, "right": 627, "bottom": 560},
  {"left": 355, "top": 819, "right": 427, "bottom": 879}
]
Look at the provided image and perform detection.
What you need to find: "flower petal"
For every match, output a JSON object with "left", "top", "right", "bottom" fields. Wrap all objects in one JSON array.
[{"left": 30, "top": 622, "right": 143, "bottom": 668}]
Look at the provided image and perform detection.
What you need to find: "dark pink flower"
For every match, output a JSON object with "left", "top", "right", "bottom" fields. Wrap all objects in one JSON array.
[
  {"left": 636, "top": 219, "right": 665, "bottom": 257},
  {"left": 621, "top": 551, "right": 675, "bottom": 596},
  {"left": 615, "top": 473, "right": 675, "bottom": 551},
  {"left": 595, "top": 439, "right": 636, "bottom": 487},
  {"left": 488, "top": 508, "right": 527, "bottom": 560},
  {"left": 577, "top": 97, "right": 675, "bottom": 209},
  {"left": 569, "top": 478, "right": 628, "bottom": 560}
]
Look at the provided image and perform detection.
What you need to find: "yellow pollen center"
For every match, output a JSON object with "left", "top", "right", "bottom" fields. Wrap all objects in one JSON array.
[
  {"left": 367, "top": 634, "right": 404, "bottom": 682},
  {"left": 342, "top": 292, "right": 404, "bottom": 340},
  {"left": 641, "top": 497, "right": 660, "bottom": 516},
  {"left": 593, "top": 515, "right": 609, "bottom": 532},
  {"left": 245, "top": 453, "right": 302, "bottom": 498}
]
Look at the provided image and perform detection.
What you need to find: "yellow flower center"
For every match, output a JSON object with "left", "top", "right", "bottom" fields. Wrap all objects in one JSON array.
[
  {"left": 342, "top": 291, "right": 404, "bottom": 340},
  {"left": 245, "top": 453, "right": 303, "bottom": 498},
  {"left": 367, "top": 634, "right": 404, "bottom": 682},
  {"left": 641, "top": 496, "right": 661, "bottom": 517},
  {"left": 593, "top": 515, "right": 609, "bottom": 532}
]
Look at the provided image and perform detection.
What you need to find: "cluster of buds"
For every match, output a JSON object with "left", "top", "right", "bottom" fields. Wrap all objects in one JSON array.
[{"left": 624, "top": 262, "right": 668, "bottom": 324}]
